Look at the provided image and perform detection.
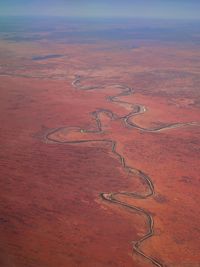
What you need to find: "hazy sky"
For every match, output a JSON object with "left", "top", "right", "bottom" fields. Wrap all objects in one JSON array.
[{"left": 0, "top": 0, "right": 200, "bottom": 19}]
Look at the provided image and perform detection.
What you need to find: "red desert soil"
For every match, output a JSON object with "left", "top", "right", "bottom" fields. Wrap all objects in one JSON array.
[{"left": 0, "top": 38, "right": 200, "bottom": 267}]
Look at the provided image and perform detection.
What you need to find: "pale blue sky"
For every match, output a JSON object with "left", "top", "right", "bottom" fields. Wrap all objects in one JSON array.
[{"left": 0, "top": 0, "right": 200, "bottom": 19}]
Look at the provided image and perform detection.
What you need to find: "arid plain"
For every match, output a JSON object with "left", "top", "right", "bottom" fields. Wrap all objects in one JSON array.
[{"left": 0, "top": 18, "right": 200, "bottom": 267}]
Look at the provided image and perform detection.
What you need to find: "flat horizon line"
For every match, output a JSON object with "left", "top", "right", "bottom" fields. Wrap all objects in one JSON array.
[{"left": 0, "top": 15, "right": 200, "bottom": 22}]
